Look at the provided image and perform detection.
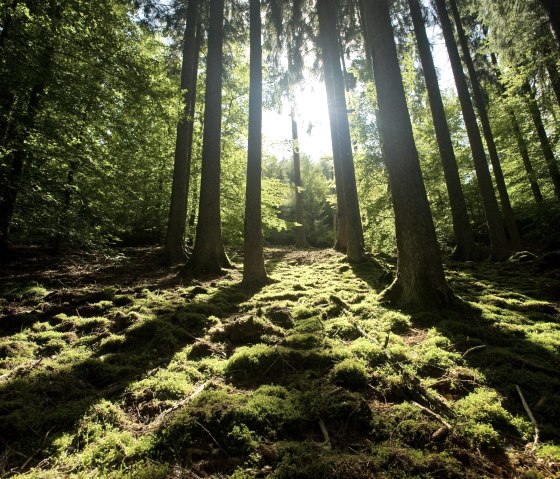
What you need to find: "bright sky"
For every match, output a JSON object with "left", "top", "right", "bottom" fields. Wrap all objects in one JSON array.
[{"left": 261, "top": 22, "right": 455, "bottom": 163}]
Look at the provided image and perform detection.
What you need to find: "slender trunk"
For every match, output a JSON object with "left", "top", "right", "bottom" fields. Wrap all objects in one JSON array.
[
  {"left": 185, "top": 0, "right": 230, "bottom": 274},
  {"left": 543, "top": 41, "right": 560, "bottom": 107},
  {"left": 523, "top": 81, "right": 560, "bottom": 202},
  {"left": 362, "top": 0, "right": 453, "bottom": 310},
  {"left": 243, "top": 0, "right": 267, "bottom": 284},
  {"left": 323, "top": 35, "right": 348, "bottom": 251},
  {"left": 541, "top": 0, "right": 560, "bottom": 46},
  {"left": 489, "top": 53, "right": 543, "bottom": 205},
  {"left": 164, "top": 0, "right": 200, "bottom": 264},
  {"left": 318, "top": 0, "right": 364, "bottom": 262},
  {"left": 408, "top": 0, "right": 478, "bottom": 260},
  {"left": 448, "top": 0, "right": 520, "bottom": 249},
  {"left": 433, "top": 0, "right": 510, "bottom": 260},
  {"left": 291, "top": 108, "right": 307, "bottom": 247}
]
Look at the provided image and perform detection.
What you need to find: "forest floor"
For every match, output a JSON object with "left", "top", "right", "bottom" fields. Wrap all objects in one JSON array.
[{"left": 1, "top": 246, "right": 560, "bottom": 478}]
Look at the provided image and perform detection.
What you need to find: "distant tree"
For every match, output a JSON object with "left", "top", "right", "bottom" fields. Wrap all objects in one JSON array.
[
  {"left": 243, "top": 0, "right": 268, "bottom": 284},
  {"left": 408, "top": 0, "right": 478, "bottom": 260},
  {"left": 361, "top": 0, "right": 454, "bottom": 309},
  {"left": 185, "top": 0, "right": 230, "bottom": 273},
  {"left": 291, "top": 107, "right": 307, "bottom": 247},
  {"left": 433, "top": 0, "right": 510, "bottom": 260},
  {"left": 448, "top": 0, "right": 520, "bottom": 250},
  {"left": 539, "top": 0, "right": 560, "bottom": 46},
  {"left": 164, "top": 0, "right": 201, "bottom": 264}
]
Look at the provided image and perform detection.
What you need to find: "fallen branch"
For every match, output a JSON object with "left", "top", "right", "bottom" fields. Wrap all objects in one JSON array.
[
  {"left": 318, "top": 419, "right": 332, "bottom": 450},
  {"left": 461, "top": 345, "right": 486, "bottom": 358},
  {"left": 155, "top": 381, "right": 208, "bottom": 423},
  {"left": 412, "top": 401, "right": 452, "bottom": 430},
  {"left": 516, "top": 385, "right": 540, "bottom": 451}
]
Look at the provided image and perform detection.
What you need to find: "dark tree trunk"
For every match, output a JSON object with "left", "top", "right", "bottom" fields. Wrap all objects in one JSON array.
[
  {"left": 361, "top": 0, "right": 453, "bottom": 310},
  {"left": 185, "top": 0, "right": 230, "bottom": 274},
  {"left": 541, "top": 0, "right": 560, "bottom": 46},
  {"left": 291, "top": 109, "right": 307, "bottom": 248},
  {"left": 448, "top": 0, "right": 520, "bottom": 250},
  {"left": 164, "top": 0, "right": 200, "bottom": 264},
  {"left": 318, "top": 0, "right": 364, "bottom": 263},
  {"left": 322, "top": 29, "right": 348, "bottom": 252},
  {"left": 489, "top": 53, "right": 543, "bottom": 205},
  {"left": 433, "top": 0, "right": 510, "bottom": 260},
  {"left": 243, "top": 0, "right": 267, "bottom": 285},
  {"left": 408, "top": 0, "right": 478, "bottom": 260},
  {"left": 543, "top": 40, "right": 560, "bottom": 107},
  {"left": 523, "top": 81, "right": 560, "bottom": 202}
]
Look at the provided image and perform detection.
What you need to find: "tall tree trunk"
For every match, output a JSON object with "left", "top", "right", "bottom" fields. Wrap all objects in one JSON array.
[
  {"left": 448, "top": 0, "right": 520, "bottom": 250},
  {"left": 243, "top": 0, "right": 267, "bottom": 284},
  {"left": 433, "top": 0, "right": 510, "bottom": 260},
  {"left": 185, "top": 0, "right": 230, "bottom": 274},
  {"left": 543, "top": 41, "right": 560, "bottom": 107},
  {"left": 523, "top": 81, "right": 560, "bottom": 202},
  {"left": 361, "top": 0, "right": 453, "bottom": 310},
  {"left": 318, "top": 0, "right": 364, "bottom": 263},
  {"left": 291, "top": 108, "right": 307, "bottom": 247},
  {"left": 540, "top": 0, "right": 560, "bottom": 46},
  {"left": 322, "top": 29, "right": 348, "bottom": 252},
  {"left": 408, "top": 0, "right": 478, "bottom": 260},
  {"left": 489, "top": 53, "right": 543, "bottom": 205},
  {"left": 164, "top": 0, "right": 200, "bottom": 264}
]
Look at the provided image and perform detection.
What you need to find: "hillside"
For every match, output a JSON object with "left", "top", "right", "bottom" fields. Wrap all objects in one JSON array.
[{"left": 1, "top": 247, "right": 559, "bottom": 478}]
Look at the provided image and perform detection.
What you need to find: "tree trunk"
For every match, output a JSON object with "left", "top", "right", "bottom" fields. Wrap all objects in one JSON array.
[
  {"left": 543, "top": 41, "right": 560, "bottom": 107},
  {"left": 318, "top": 0, "right": 364, "bottom": 263},
  {"left": 523, "top": 81, "right": 560, "bottom": 202},
  {"left": 322, "top": 28, "right": 348, "bottom": 252},
  {"left": 448, "top": 0, "right": 520, "bottom": 250},
  {"left": 408, "top": 0, "right": 478, "bottom": 261},
  {"left": 433, "top": 0, "right": 510, "bottom": 260},
  {"left": 489, "top": 53, "right": 543, "bottom": 205},
  {"left": 541, "top": 0, "right": 560, "bottom": 46},
  {"left": 185, "top": 0, "right": 230, "bottom": 274},
  {"left": 361, "top": 0, "right": 453, "bottom": 310},
  {"left": 291, "top": 108, "right": 307, "bottom": 248},
  {"left": 243, "top": 0, "right": 267, "bottom": 285},
  {"left": 164, "top": 0, "right": 200, "bottom": 264}
]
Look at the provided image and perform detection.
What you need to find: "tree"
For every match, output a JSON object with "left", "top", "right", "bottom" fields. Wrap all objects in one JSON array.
[
  {"left": 448, "top": 0, "right": 520, "bottom": 250},
  {"left": 540, "top": 0, "right": 560, "bottom": 45},
  {"left": 185, "top": 0, "right": 230, "bottom": 274},
  {"left": 433, "top": 0, "right": 510, "bottom": 260},
  {"left": 243, "top": 0, "right": 268, "bottom": 284},
  {"left": 317, "top": 0, "right": 364, "bottom": 262},
  {"left": 164, "top": 0, "right": 200, "bottom": 264},
  {"left": 291, "top": 107, "right": 307, "bottom": 247},
  {"left": 408, "top": 0, "right": 478, "bottom": 260},
  {"left": 522, "top": 80, "right": 560, "bottom": 202},
  {"left": 361, "top": 0, "right": 454, "bottom": 309}
]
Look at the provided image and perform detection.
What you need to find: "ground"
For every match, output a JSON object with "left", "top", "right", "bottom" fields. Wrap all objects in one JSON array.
[{"left": 0, "top": 246, "right": 559, "bottom": 478}]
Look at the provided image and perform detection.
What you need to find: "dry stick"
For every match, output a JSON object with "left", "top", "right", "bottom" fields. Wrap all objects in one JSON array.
[
  {"left": 515, "top": 385, "right": 540, "bottom": 451},
  {"left": 155, "top": 381, "right": 208, "bottom": 423},
  {"left": 461, "top": 345, "right": 486, "bottom": 358},
  {"left": 412, "top": 401, "right": 452, "bottom": 430},
  {"left": 318, "top": 419, "right": 332, "bottom": 450}
]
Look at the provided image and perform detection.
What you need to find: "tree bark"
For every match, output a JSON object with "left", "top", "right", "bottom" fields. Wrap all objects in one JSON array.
[
  {"left": 185, "top": 0, "right": 230, "bottom": 274},
  {"left": 318, "top": 0, "right": 364, "bottom": 263},
  {"left": 448, "top": 0, "right": 520, "bottom": 250},
  {"left": 433, "top": 0, "right": 510, "bottom": 260},
  {"left": 540, "top": 0, "right": 560, "bottom": 46},
  {"left": 243, "top": 0, "right": 267, "bottom": 285},
  {"left": 291, "top": 108, "right": 307, "bottom": 248},
  {"left": 489, "top": 53, "right": 543, "bottom": 205},
  {"left": 408, "top": 0, "right": 478, "bottom": 260},
  {"left": 523, "top": 80, "right": 560, "bottom": 202},
  {"left": 164, "top": 0, "right": 200, "bottom": 264},
  {"left": 361, "top": 0, "right": 453, "bottom": 310}
]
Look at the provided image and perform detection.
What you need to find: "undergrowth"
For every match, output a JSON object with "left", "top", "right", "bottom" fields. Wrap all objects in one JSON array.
[{"left": 0, "top": 246, "right": 559, "bottom": 478}]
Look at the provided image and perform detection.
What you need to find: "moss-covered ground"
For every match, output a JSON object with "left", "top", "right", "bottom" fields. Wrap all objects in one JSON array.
[{"left": 0, "top": 246, "right": 559, "bottom": 478}]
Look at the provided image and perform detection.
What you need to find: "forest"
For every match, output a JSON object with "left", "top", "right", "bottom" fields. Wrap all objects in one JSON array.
[{"left": 1, "top": 0, "right": 560, "bottom": 477}]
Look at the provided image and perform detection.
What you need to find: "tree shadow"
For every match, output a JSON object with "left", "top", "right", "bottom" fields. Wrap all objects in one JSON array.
[{"left": 0, "top": 277, "right": 265, "bottom": 475}]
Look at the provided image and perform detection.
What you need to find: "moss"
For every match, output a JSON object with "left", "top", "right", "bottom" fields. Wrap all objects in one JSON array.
[
  {"left": 380, "top": 311, "right": 412, "bottom": 333},
  {"left": 349, "top": 338, "right": 386, "bottom": 366},
  {"left": 329, "top": 358, "right": 369, "bottom": 391}
]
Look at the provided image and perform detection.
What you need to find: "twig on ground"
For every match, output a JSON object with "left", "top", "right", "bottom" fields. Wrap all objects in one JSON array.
[
  {"left": 156, "top": 381, "right": 208, "bottom": 423},
  {"left": 318, "top": 419, "right": 332, "bottom": 450},
  {"left": 412, "top": 401, "right": 452, "bottom": 430},
  {"left": 461, "top": 345, "right": 486, "bottom": 358},
  {"left": 516, "top": 385, "right": 540, "bottom": 451}
]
